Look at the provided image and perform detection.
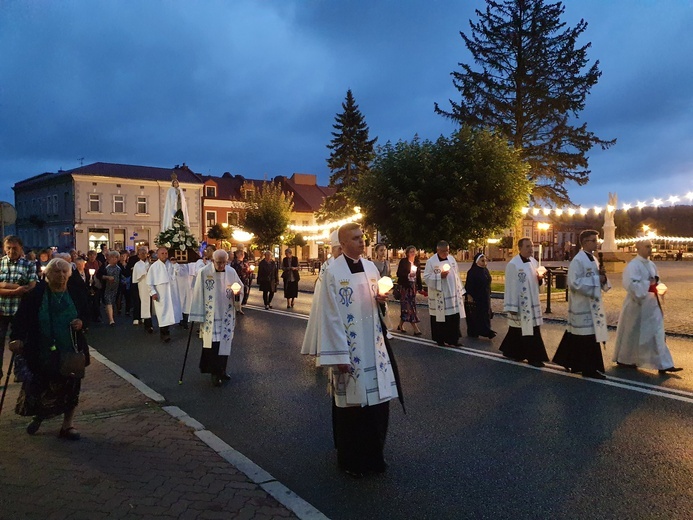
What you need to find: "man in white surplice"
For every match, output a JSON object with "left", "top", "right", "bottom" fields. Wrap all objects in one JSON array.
[
  {"left": 172, "top": 259, "right": 193, "bottom": 329},
  {"left": 131, "top": 247, "right": 151, "bottom": 330},
  {"left": 613, "top": 240, "right": 682, "bottom": 374},
  {"left": 190, "top": 249, "right": 242, "bottom": 386},
  {"left": 553, "top": 230, "right": 611, "bottom": 379},
  {"left": 423, "top": 240, "right": 465, "bottom": 347},
  {"left": 316, "top": 223, "right": 398, "bottom": 477},
  {"left": 499, "top": 238, "right": 549, "bottom": 367},
  {"left": 146, "top": 247, "right": 181, "bottom": 342},
  {"left": 301, "top": 229, "right": 341, "bottom": 356}
]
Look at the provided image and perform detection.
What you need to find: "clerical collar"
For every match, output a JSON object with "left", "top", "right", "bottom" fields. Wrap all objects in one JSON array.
[
  {"left": 343, "top": 254, "right": 364, "bottom": 274},
  {"left": 520, "top": 255, "right": 531, "bottom": 263},
  {"left": 584, "top": 251, "right": 595, "bottom": 262}
]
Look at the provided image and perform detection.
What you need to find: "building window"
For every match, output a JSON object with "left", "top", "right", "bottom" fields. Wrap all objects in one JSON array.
[
  {"left": 227, "top": 212, "right": 239, "bottom": 226},
  {"left": 137, "top": 196, "right": 148, "bottom": 214},
  {"left": 64, "top": 192, "right": 70, "bottom": 215},
  {"left": 113, "top": 229, "right": 125, "bottom": 251},
  {"left": 206, "top": 186, "right": 216, "bottom": 197},
  {"left": 244, "top": 189, "right": 254, "bottom": 200},
  {"left": 206, "top": 211, "right": 216, "bottom": 228},
  {"left": 113, "top": 195, "right": 125, "bottom": 213},
  {"left": 89, "top": 194, "right": 101, "bottom": 212},
  {"left": 302, "top": 220, "right": 309, "bottom": 227},
  {"left": 53, "top": 194, "right": 58, "bottom": 215},
  {"left": 46, "top": 196, "right": 52, "bottom": 215}
]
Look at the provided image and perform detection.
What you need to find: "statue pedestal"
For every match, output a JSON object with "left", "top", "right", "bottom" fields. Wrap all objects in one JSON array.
[{"left": 599, "top": 251, "right": 631, "bottom": 274}]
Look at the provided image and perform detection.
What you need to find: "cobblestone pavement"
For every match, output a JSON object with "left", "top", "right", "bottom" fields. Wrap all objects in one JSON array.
[
  {"left": 297, "top": 259, "right": 693, "bottom": 336},
  {"left": 0, "top": 356, "right": 300, "bottom": 520}
]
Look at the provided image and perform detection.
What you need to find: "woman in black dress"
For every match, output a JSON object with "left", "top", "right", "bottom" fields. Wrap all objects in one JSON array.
[
  {"left": 464, "top": 253, "right": 496, "bottom": 339},
  {"left": 281, "top": 248, "right": 300, "bottom": 308}
]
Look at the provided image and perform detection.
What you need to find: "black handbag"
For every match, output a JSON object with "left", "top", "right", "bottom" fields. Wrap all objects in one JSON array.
[
  {"left": 393, "top": 284, "right": 401, "bottom": 301},
  {"left": 59, "top": 328, "right": 86, "bottom": 379}
]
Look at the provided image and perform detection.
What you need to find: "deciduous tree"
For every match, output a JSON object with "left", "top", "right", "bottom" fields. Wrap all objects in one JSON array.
[{"left": 243, "top": 182, "right": 294, "bottom": 251}]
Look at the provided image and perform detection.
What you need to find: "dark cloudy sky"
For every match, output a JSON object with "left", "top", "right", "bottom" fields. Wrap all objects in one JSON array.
[{"left": 2, "top": 0, "right": 692, "bottom": 209}]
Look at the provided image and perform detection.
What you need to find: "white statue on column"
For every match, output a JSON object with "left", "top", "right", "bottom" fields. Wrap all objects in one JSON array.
[
  {"left": 162, "top": 172, "right": 190, "bottom": 232},
  {"left": 601, "top": 192, "right": 617, "bottom": 253}
]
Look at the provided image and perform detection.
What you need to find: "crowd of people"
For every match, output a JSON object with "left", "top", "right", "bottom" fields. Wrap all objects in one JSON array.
[{"left": 0, "top": 225, "right": 685, "bottom": 476}]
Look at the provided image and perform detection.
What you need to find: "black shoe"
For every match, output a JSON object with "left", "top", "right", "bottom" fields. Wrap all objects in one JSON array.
[
  {"left": 58, "top": 427, "right": 81, "bottom": 441},
  {"left": 26, "top": 417, "right": 42, "bottom": 435},
  {"left": 528, "top": 360, "right": 545, "bottom": 368},
  {"left": 468, "top": 334, "right": 479, "bottom": 338},
  {"left": 343, "top": 468, "right": 364, "bottom": 479},
  {"left": 616, "top": 361, "right": 638, "bottom": 368},
  {"left": 161, "top": 334, "right": 171, "bottom": 343},
  {"left": 659, "top": 367, "right": 683, "bottom": 373},
  {"left": 211, "top": 375, "right": 222, "bottom": 387},
  {"left": 220, "top": 373, "right": 231, "bottom": 381},
  {"left": 583, "top": 371, "right": 607, "bottom": 380}
]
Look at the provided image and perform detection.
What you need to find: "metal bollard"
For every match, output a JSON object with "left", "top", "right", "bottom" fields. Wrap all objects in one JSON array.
[{"left": 545, "top": 269, "right": 552, "bottom": 314}]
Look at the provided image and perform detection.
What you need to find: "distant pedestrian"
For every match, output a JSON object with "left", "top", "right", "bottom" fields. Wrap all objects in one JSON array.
[
  {"left": 190, "top": 249, "right": 242, "bottom": 386},
  {"left": 230, "top": 250, "right": 253, "bottom": 315},
  {"left": 257, "top": 250, "right": 279, "bottom": 310},
  {"left": 499, "top": 238, "right": 549, "bottom": 367},
  {"left": 98, "top": 251, "right": 120, "bottom": 326},
  {"left": 423, "top": 241, "right": 465, "bottom": 347},
  {"left": 396, "top": 246, "right": 423, "bottom": 335},
  {"left": 612, "top": 240, "right": 683, "bottom": 374},
  {"left": 553, "top": 230, "right": 610, "bottom": 379},
  {"left": 281, "top": 248, "right": 300, "bottom": 309},
  {"left": 464, "top": 253, "right": 496, "bottom": 339}
]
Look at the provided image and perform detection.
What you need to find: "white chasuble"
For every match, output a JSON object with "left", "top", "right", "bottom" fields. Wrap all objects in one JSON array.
[
  {"left": 613, "top": 256, "right": 674, "bottom": 370},
  {"left": 423, "top": 254, "right": 465, "bottom": 323},
  {"left": 504, "top": 255, "right": 543, "bottom": 335},
  {"left": 173, "top": 262, "right": 193, "bottom": 314},
  {"left": 132, "top": 259, "right": 151, "bottom": 319},
  {"left": 300, "top": 257, "right": 333, "bottom": 356},
  {"left": 146, "top": 260, "right": 181, "bottom": 327},
  {"left": 189, "top": 263, "right": 240, "bottom": 356},
  {"left": 565, "top": 251, "right": 610, "bottom": 342},
  {"left": 316, "top": 255, "right": 397, "bottom": 407}
]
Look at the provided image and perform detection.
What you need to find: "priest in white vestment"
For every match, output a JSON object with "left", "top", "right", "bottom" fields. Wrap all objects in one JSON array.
[
  {"left": 553, "top": 230, "right": 611, "bottom": 379},
  {"left": 190, "top": 249, "right": 242, "bottom": 386},
  {"left": 172, "top": 260, "right": 193, "bottom": 329},
  {"left": 316, "top": 223, "right": 400, "bottom": 477},
  {"left": 301, "top": 230, "right": 341, "bottom": 356},
  {"left": 146, "top": 247, "right": 181, "bottom": 342},
  {"left": 191, "top": 245, "right": 215, "bottom": 289},
  {"left": 423, "top": 240, "right": 465, "bottom": 347},
  {"left": 499, "top": 238, "right": 549, "bottom": 367},
  {"left": 132, "top": 247, "right": 152, "bottom": 331},
  {"left": 613, "top": 240, "right": 682, "bottom": 374}
]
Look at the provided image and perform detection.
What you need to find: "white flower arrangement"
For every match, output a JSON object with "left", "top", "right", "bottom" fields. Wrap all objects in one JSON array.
[{"left": 155, "top": 214, "right": 199, "bottom": 251}]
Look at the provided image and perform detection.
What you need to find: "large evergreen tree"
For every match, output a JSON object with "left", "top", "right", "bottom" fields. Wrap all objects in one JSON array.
[
  {"left": 317, "top": 89, "right": 377, "bottom": 221},
  {"left": 243, "top": 182, "right": 294, "bottom": 250},
  {"left": 435, "top": 0, "right": 615, "bottom": 205}
]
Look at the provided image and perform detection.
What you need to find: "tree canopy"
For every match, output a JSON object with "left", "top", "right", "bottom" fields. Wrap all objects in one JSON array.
[
  {"left": 243, "top": 182, "right": 294, "bottom": 250},
  {"left": 317, "top": 89, "right": 377, "bottom": 222},
  {"left": 354, "top": 127, "right": 532, "bottom": 250},
  {"left": 435, "top": 0, "right": 615, "bottom": 205}
]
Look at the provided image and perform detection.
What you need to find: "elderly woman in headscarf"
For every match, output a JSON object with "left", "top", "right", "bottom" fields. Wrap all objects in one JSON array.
[
  {"left": 9, "top": 258, "right": 90, "bottom": 440},
  {"left": 464, "top": 253, "right": 496, "bottom": 339}
]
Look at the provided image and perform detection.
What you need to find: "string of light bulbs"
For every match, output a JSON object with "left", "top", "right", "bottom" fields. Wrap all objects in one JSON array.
[{"left": 522, "top": 191, "right": 693, "bottom": 216}]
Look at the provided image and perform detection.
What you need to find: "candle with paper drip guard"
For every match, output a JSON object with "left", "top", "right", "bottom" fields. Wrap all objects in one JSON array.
[
  {"left": 229, "top": 282, "right": 242, "bottom": 295},
  {"left": 377, "top": 276, "right": 394, "bottom": 295},
  {"left": 441, "top": 264, "right": 450, "bottom": 273}
]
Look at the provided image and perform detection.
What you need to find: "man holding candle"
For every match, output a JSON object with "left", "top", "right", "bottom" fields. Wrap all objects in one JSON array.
[
  {"left": 500, "top": 238, "right": 549, "bottom": 367},
  {"left": 190, "top": 249, "right": 243, "bottom": 386},
  {"left": 423, "top": 240, "right": 465, "bottom": 347},
  {"left": 316, "top": 223, "right": 401, "bottom": 478},
  {"left": 553, "top": 230, "right": 611, "bottom": 379}
]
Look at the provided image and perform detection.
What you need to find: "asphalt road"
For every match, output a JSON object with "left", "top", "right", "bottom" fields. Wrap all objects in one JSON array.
[{"left": 93, "top": 290, "right": 693, "bottom": 520}]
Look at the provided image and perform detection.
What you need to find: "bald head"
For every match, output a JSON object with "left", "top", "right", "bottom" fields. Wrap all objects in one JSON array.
[
  {"left": 636, "top": 240, "right": 652, "bottom": 259},
  {"left": 213, "top": 249, "right": 229, "bottom": 271}
]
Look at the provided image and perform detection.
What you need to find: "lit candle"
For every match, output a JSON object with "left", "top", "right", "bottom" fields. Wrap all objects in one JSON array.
[
  {"left": 88, "top": 268, "right": 95, "bottom": 276},
  {"left": 410, "top": 265, "right": 417, "bottom": 273},
  {"left": 377, "top": 276, "right": 394, "bottom": 295},
  {"left": 442, "top": 264, "right": 450, "bottom": 273},
  {"left": 230, "top": 282, "right": 242, "bottom": 294},
  {"left": 249, "top": 265, "right": 255, "bottom": 272}
]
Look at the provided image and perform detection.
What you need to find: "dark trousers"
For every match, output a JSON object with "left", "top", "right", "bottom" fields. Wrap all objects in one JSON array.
[
  {"left": 262, "top": 290, "right": 275, "bottom": 306},
  {"left": 131, "top": 283, "right": 141, "bottom": 321},
  {"left": 430, "top": 313, "right": 461, "bottom": 346},
  {"left": 333, "top": 400, "right": 390, "bottom": 474},
  {"left": 199, "top": 341, "right": 229, "bottom": 376},
  {"left": 89, "top": 287, "right": 101, "bottom": 321}
]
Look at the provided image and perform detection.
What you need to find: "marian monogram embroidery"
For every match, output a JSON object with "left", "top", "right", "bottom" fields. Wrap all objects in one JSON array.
[
  {"left": 339, "top": 286, "right": 354, "bottom": 307},
  {"left": 205, "top": 279, "right": 215, "bottom": 291}
]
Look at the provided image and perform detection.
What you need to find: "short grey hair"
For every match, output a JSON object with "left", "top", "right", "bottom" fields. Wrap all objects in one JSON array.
[{"left": 44, "top": 258, "right": 72, "bottom": 278}]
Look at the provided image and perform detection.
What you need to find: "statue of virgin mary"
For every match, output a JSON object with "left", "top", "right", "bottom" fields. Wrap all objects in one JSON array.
[{"left": 162, "top": 173, "right": 190, "bottom": 231}]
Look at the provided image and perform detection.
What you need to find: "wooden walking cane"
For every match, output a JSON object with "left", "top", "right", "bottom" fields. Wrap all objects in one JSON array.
[
  {"left": 178, "top": 321, "right": 196, "bottom": 384},
  {"left": 0, "top": 351, "right": 16, "bottom": 416}
]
